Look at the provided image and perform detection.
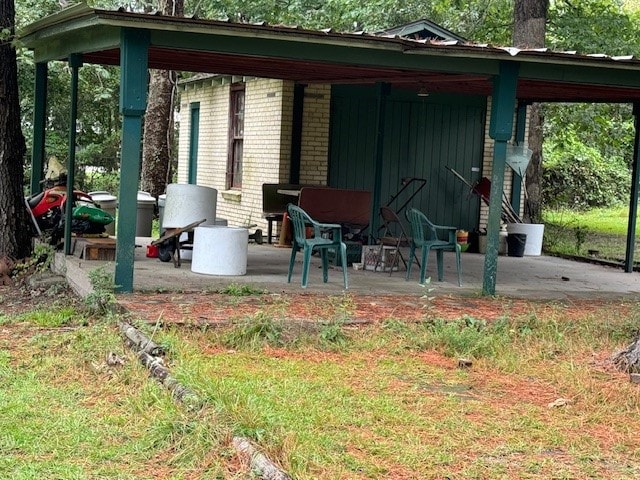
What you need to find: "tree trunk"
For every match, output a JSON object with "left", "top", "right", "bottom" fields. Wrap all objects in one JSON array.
[
  {"left": 513, "top": 0, "right": 548, "bottom": 224},
  {"left": 0, "top": 0, "right": 31, "bottom": 259},
  {"left": 141, "top": 68, "right": 176, "bottom": 199},
  {"left": 140, "top": 0, "right": 183, "bottom": 200},
  {"left": 524, "top": 103, "right": 543, "bottom": 223}
]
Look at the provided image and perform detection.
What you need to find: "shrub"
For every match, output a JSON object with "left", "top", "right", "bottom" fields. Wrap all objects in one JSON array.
[{"left": 542, "top": 133, "right": 629, "bottom": 210}]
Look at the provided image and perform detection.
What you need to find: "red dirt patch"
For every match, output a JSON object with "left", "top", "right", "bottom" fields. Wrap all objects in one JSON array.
[{"left": 117, "top": 291, "right": 622, "bottom": 326}]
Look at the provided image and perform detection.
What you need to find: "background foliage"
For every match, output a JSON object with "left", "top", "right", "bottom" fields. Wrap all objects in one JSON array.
[{"left": 14, "top": 0, "right": 640, "bottom": 208}]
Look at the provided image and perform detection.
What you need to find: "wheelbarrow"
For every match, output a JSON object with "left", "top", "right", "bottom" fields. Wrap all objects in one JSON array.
[
  {"left": 152, "top": 219, "right": 264, "bottom": 268},
  {"left": 151, "top": 219, "right": 206, "bottom": 268}
]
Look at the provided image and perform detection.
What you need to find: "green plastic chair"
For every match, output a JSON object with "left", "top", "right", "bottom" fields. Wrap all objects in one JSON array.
[
  {"left": 287, "top": 204, "right": 348, "bottom": 289},
  {"left": 406, "top": 208, "right": 461, "bottom": 286}
]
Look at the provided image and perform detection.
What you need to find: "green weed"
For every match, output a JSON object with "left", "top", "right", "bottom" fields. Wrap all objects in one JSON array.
[
  {"left": 318, "top": 319, "right": 348, "bottom": 348},
  {"left": 219, "top": 283, "right": 266, "bottom": 296},
  {"left": 84, "top": 265, "right": 117, "bottom": 314},
  {"left": 419, "top": 315, "right": 509, "bottom": 358},
  {"left": 222, "top": 311, "right": 283, "bottom": 349},
  {"left": 14, "top": 306, "right": 78, "bottom": 327}
]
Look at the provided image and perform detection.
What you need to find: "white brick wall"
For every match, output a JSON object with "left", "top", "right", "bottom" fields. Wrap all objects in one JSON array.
[
  {"left": 300, "top": 84, "right": 331, "bottom": 185},
  {"left": 177, "top": 77, "right": 301, "bottom": 233}
]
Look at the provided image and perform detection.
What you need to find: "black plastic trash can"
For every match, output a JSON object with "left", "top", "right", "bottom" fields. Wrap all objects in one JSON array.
[{"left": 507, "top": 233, "right": 527, "bottom": 257}]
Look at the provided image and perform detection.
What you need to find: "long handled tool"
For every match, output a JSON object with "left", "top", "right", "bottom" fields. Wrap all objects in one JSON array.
[{"left": 446, "top": 167, "right": 522, "bottom": 224}]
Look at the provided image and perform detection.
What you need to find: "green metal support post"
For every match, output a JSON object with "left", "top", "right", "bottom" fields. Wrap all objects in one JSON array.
[
  {"left": 115, "top": 29, "right": 149, "bottom": 293},
  {"left": 369, "top": 82, "right": 390, "bottom": 243},
  {"left": 625, "top": 103, "right": 640, "bottom": 272},
  {"left": 483, "top": 61, "right": 519, "bottom": 296},
  {"left": 64, "top": 54, "right": 82, "bottom": 256},
  {"left": 31, "top": 62, "right": 48, "bottom": 195}
]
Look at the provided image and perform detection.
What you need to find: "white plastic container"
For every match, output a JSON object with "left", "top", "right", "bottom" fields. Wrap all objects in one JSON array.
[
  {"left": 136, "top": 191, "right": 156, "bottom": 237},
  {"left": 191, "top": 226, "right": 248, "bottom": 275},
  {"left": 88, "top": 191, "right": 117, "bottom": 236},
  {"left": 162, "top": 184, "right": 217, "bottom": 229},
  {"left": 507, "top": 223, "right": 545, "bottom": 256}
]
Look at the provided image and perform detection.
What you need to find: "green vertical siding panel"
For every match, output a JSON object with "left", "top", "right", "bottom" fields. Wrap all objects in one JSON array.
[
  {"left": 329, "top": 93, "right": 376, "bottom": 189},
  {"left": 329, "top": 86, "right": 485, "bottom": 233}
]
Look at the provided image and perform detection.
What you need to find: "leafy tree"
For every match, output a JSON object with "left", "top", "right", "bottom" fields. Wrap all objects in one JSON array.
[{"left": 541, "top": 0, "right": 640, "bottom": 213}]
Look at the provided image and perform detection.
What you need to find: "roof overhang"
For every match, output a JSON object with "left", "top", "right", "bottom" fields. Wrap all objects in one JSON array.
[{"left": 19, "top": 4, "right": 640, "bottom": 103}]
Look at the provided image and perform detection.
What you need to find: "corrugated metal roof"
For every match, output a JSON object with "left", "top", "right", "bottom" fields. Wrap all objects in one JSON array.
[{"left": 19, "top": 5, "right": 640, "bottom": 103}]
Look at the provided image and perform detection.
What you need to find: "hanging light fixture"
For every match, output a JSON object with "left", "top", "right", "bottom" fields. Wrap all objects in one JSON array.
[{"left": 417, "top": 83, "right": 429, "bottom": 97}]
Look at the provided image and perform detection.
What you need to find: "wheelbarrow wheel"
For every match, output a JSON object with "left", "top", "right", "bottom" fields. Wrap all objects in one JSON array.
[{"left": 158, "top": 240, "right": 174, "bottom": 262}]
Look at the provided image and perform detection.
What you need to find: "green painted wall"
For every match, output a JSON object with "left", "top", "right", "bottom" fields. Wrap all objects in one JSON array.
[{"left": 329, "top": 85, "right": 486, "bottom": 231}]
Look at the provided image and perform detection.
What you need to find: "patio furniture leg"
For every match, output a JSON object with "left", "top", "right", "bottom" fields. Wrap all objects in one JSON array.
[
  {"left": 287, "top": 244, "right": 297, "bottom": 283},
  {"left": 301, "top": 247, "right": 313, "bottom": 288},
  {"left": 406, "top": 245, "right": 417, "bottom": 280},
  {"left": 340, "top": 243, "right": 349, "bottom": 289},
  {"left": 321, "top": 249, "right": 329, "bottom": 283},
  {"left": 436, "top": 250, "right": 444, "bottom": 281},
  {"left": 419, "top": 247, "right": 431, "bottom": 285}
]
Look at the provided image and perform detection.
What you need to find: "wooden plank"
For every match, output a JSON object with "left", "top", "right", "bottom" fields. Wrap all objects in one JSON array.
[{"left": 80, "top": 237, "right": 116, "bottom": 261}]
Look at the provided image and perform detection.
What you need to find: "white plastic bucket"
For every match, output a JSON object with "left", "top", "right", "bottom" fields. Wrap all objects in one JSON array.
[
  {"left": 507, "top": 223, "right": 545, "bottom": 256},
  {"left": 191, "top": 226, "right": 248, "bottom": 275},
  {"left": 163, "top": 184, "right": 217, "bottom": 229}
]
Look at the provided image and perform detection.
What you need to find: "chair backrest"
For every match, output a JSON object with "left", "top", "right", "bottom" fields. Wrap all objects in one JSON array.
[
  {"left": 407, "top": 208, "right": 438, "bottom": 241},
  {"left": 287, "top": 204, "right": 314, "bottom": 246},
  {"left": 379, "top": 206, "right": 408, "bottom": 240}
]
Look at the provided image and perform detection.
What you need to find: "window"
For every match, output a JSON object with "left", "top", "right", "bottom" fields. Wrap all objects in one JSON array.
[{"left": 227, "top": 83, "right": 245, "bottom": 189}]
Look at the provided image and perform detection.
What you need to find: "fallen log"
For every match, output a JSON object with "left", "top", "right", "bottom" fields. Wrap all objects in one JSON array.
[
  {"left": 119, "top": 321, "right": 165, "bottom": 356},
  {"left": 137, "top": 350, "right": 202, "bottom": 411},
  {"left": 232, "top": 437, "right": 292, "bottom": 480},
  {"left": 612, "top": 336, "right": 640, "bottom": 374},
  {"left": 119, "top": 320, "right": 292, "bottom": 479}
]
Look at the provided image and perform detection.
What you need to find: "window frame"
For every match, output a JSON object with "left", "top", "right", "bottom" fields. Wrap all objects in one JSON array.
[{"left": 226, "top": 83, "right": 245, "bottom": 190}]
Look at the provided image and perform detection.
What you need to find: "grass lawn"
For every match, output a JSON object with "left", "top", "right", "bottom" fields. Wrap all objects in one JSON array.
[
  {"left": 0, "top": 311, "right": 232, "bottom": 479},
  {"left": 543, "top": 206, "right": 640, "bottom": 261},
  {"left": 2, "top": 286, "right": 640, "bottom": 479}
]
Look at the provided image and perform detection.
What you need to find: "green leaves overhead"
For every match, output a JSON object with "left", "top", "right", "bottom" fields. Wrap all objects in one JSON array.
[{"left": 548, "top": 0, "right": 640, "bottom": 55}]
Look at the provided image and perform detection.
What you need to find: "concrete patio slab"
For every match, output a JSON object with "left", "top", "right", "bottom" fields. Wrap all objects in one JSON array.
[{"left": 54, "top": 236, "right": 640, "bottom": 301}]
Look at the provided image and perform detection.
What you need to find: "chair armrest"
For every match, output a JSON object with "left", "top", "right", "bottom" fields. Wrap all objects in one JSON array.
[
  {"left": 430, "top": 224, "right": 457, "bottom": 243},
  {"left": 432, "top": 224, "right": 457, "bottom": 232},
  {"left": 315, "top": 221, "right": 343, "bottom": 239}
]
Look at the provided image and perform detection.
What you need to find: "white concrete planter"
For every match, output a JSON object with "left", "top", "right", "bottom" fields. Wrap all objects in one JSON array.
[
  {"left": 191, "top": 226, "right": 248, "bottom": 275},
  {"left": 163, "top": 184, "right": 217, "bottom": 229}
]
